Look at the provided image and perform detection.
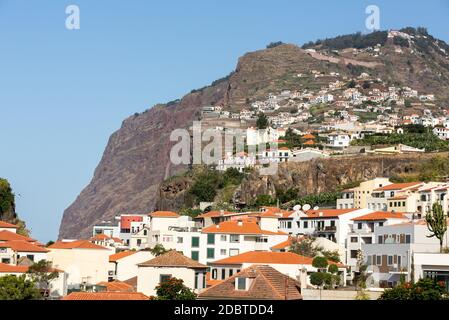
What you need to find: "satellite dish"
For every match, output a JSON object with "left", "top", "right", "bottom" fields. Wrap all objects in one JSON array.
[
  {"left": 302, "top": 204, "right": 311, "bottom": 211},
  {"left": 313, "top": 206, "right": 320, "bottom": 210},
  {"left": 293, "top": 205, "right": 302, "bottom": 211}
]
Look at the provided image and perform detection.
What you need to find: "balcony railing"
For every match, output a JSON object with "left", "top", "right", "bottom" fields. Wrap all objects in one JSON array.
[{"left": 315, "top": 226, "right": 336, "bottom": 233}]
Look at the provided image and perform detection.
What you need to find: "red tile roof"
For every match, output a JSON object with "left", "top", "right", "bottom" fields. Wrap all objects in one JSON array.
[
  {"left": 90, "top": 234, "right": 111, "bottom": 241},
  {"left": 270, "top": 238, "right": 293, "bottom": 250},
  {"left": 199, "top": 265, "right": 302, "bottom": 300},
  {"left": 138, "top": 250, "right": 207, "bottom": 269},
  {"left": 0, "top": 263, "right": 29, "bottom": 273},
  {"left": 0, "top": 240, "right": 49, "bottom": 253},
  {"left": 303, "top": 140, "right": 316, "bottom": 145},
  {"left": 62, "top": 292, "right": 150, "bottom": 300},
  {"left": 109, "top": 250, "right": 136, "bottom": 262},
  {"left": 96, "top": 280, "right": 135, "bottom": 292},
  {"left": 202, "top": 220, "right": 287, "bottom": 235},
  {"left": 48, "top": 240, "right": 108, "bottom": 250},
  {"left": 302, "top": 133, "right": 316, "bottom": 139},
  {"left": 352, "top": 211, "right": 408, "bottom": 221},
  {"left": 196, "top": 211, "right": 235, "bottom": 219},
  {"left": 0, "top": 230, "right": 35, "bottom": 242},
  {"left": 149, "top": 211, "right": 180, "bottom": 218},
  {"left": 374, "top": 182, "right": 422, "bottom": 191},
  {"left": 0, "top": 221, "right": 18, "bottom": 229},
  {"left": 120, "top": 216, "right": 143, "bottom": 229},
  {"left": 304, "top": 209, "right": 355, "bottom": 219}
]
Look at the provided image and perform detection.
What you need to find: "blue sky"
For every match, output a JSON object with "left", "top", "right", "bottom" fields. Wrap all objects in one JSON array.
[{"left": 1, "top": 0, "right": 448, "bottom": 242}]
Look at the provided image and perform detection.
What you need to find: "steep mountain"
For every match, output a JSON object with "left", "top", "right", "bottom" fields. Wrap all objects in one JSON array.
[{"left": 59, "top": 27, "right": 449, "bottom": 238}]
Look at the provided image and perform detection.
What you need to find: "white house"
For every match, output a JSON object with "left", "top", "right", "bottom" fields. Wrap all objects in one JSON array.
[
  {"left": 108, "top": 250, "right": 154, "bottom": 282},
  {"left": 137, "top": 250, "right": 208, "bottom": 297},
  {"left": 47, "top": 240, "right": 111, "bottom": 290}
]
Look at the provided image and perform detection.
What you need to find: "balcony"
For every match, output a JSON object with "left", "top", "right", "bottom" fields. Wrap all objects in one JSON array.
[{"left": 315, "top": 226, "right": 336, "bottom": 233}]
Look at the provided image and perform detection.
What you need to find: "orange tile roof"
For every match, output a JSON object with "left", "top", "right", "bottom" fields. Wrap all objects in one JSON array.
[
  {"left": 374, "top": 182, "right": 422, "bottom": 191},
  {"left": 199, "top": 265, "right": 302, "bottom": 300},
  {"left": 0, "top": 230, "right": 35, "bottom": 242},
  {"left": 260, "top": 207, "right": 294, "bottom": 219},
  {"left": 109, "top": 250, "right": 136, "bottom": 262},
  {"left": 96, "top": 280, "right": 134, "bottom": 292},
  {"left": 304, "top": 209, "right": 355, "bottom": 219},
  {"left": 352, "top": 211, "right": 408, "bottom": 221},
  {"left": 138, "top": 250, "right": 207, "bottom": 269},
  {"left": 388, "top": 195, "right": 408, "bottom": 200},
  {"left": 211, "top": 251, "right": 315, "bottom": 265},
  {"left": 202, "top": 220, "right": 287, "bottom": 235},
  {"left": 48, "top": 240, "right": 108, "bottom": 250},
  {"left": 0, "top": 263, "right": 29, "bottom": 273},
  {"left": 90, "top": 234, "right": 112, "bottom": 241},
  {"left": 270, "top": 238, "right": 293, "bottom": 250},
  {"left": 62, "top": 292, "right": 150, "bottom": 300},
  {"left": 302, "top": 133, "right": 316, "bottom": 139},
  {"left": 303, "top": 140, "right": 316, "bottom": 145},
  {"left": 0, "top": 221, "right": 18, "bottom": 229},
  {"left": 196, "top": 210, "right": 235, "bottom": 219},
  {"left": 0, "top": 240, "right": 49, "bottom": 253},
  {"left": 206, "top": 272, "right": 224, "bottom": 287},
  {"left": 149, "top": 211, "right": 180, "bottom": 218}
]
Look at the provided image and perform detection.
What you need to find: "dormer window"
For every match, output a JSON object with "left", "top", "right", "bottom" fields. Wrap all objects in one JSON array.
[{"left": 236, "top": 277, "right": 247, "bottom": 290}]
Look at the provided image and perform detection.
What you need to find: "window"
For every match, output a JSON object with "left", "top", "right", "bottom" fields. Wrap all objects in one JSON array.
[
  {"left": 194, "top": 273, "right": 199, "bottom": 289},
  {"left": 379, "top": 222, "right": 384, "bottom": 227},
  {"left": 1, "top": 258, "right": 10, "bottom": 264},
  {"left": 230, "top": 235, "right": 239, "bottom": 243},
  {"left": 287, "top": 222, "right": 292, "bottom": 229},
  {"left": 229, "top": 249, "right": 239, "bottom": 256},
  {"left": 212, "top": 269, "right": 217, "bottom": 280},
  {"left": 207, "top": 234, "right": 215, "bottom": 245},
  {"left": 143, "top": 230, "right": 147, "bottom": 236},
  {"left": 358, "top": 223, "right": 362, "bottom": 230},
  {"left": 397, "top": 255, "right": 402, "bottom": 267},
  {"left": 191, "top": 237, "right": 200, "bottom": 248},
  {"left": 26, "top": 255, "right": 34, "bottom": 262},
  {"left": 405, "top": 234, "right": 411, "bottom": 244},
  {"left": 137, "top": 239, "right": 141, "bottom": 246},
  {"left": 351, "top": 237, "right": 358, "bottom": 243},
  {"left": 177, "top": 237, "right": 183, "bottom": 244},
  {"left": 237, "top": 277, "right": 246, "bottom": 290},
  {"left": 402, "top": 201, "right": 406, "bottom": 207},
  {"left": 350, "top": 250, "right": 358, "bottom": 259},
  {"left": 160, "top": 274, "right": 172, "bottom": 284},
  {"left": 378, "top": 235, "right": 383, "bottom": 244},
  {"left": 221, "top": 269, "right": 226, "bottom": 280},
  {"left": 207, "top": 248, "right": 215, "bottom": 259},
  {"left": 220, "top": 249, "right": 226, "bottom": 255},
  {"left": 191, "top": 251, "right": 199, "bottom": 261},
  {"left": 303, "top": 221, "right": 308, "bottom": 229},
  {"left": 376, "top": 255, "right": 382, "bottom": 266},
  {"left": 387, "top": 256, "right": 393, "bottom": 265},
  {"left": 330, "top": 220, "right": 335, "bottom": 227}
]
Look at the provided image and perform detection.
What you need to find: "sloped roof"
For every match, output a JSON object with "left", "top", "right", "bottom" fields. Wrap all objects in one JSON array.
[
  {"left": 0, "top": 221, "right": 18, "bottom": 229},
  {"left": 0, "top": 240, "right": 49, "bottom": 253},
  {"left": 48, "top": 240, "right": 108, "bottom": 250},
  {"left": 149, "top": 211, "right": 180, "bottom": 218},
  {"left": 199, "top": 265, "right": 302, "bottom": 300},
  {"left": 374, "top": 182, "right": 422, "bottom": 191},
  {"left": 195, "top": 211, "right": 235, "bottom": 219},
  {"left": 0, "top": 230, "right": 35, "bottom": 242},
  {"left": 96, "top": 280, "right": 134, "bottom": 292},
  {"left": 109, "top": 250, "right": 136, "bottom": 262},
  {"left": 210, "top": 251, "right": 314, "bottom": 265},
  {"left": 352, "top": 211, "right": 408, "bottom": 221},
  {"left": 0, "top": 263, "right": 29, "bottom": 273},
  {"left": 270, "top": 238, "right": 293, "bottom": 250},
  {"left": 202, "top": 220, "right": 287, "bottom": 235},
  {"left": 62, "top": 292, "right": 149, "bottom": 300},
  {"left": 304, "top": 209, "right": 356, "bottom": 219},
  {"left": 138, "top": 250, "right": 207, "bottom": 269}
]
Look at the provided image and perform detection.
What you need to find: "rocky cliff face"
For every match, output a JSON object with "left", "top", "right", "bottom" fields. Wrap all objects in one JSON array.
[{"left": 59, "top": 28, "right": 449, "bottom": 238}]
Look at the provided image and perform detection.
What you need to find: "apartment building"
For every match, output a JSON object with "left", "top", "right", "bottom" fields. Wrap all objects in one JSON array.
[
  {"left": 346, "top": 211, "right": 409, "bottom": 271},
  {"left": 337, "top": 178, "right": 391, "bottom": 209},
  {"left": 367, "top": 182, "right": 424, "bottom": 212},
  {"left": 362, "top": 220, "right": 448, "bottom": 288}
]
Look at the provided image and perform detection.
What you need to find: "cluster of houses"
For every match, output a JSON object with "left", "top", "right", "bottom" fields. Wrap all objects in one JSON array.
[{"left": 2, "top": 175, "right": 448, "bottom": 300}]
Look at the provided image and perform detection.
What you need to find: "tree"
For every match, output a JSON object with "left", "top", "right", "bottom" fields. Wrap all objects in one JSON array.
[
  {"left": 256, "top": 113, "right": 269, "bottom": 130},
  {"left": 155, "top": 277, "right": 196, "bottom": 300},
  {"left": 27, "top": 260, "right": 59, "bottom": 299},
  {"left": 379, "top": 278, "right": 447, "bottom": 300},
  {"left": 148, "top": 244, "right": 168, "bottom": 257},
  {"left": 289, "top": 237, "right": 319, "bottom": 257},
  {"left": 425, "top": 202, "right": 447, "bottom": 253},
  {"left": 312, "top": 256, "right": 329, "bottom": 270},
  {"left": 0, "top": 275, "right": 41, "bottom": 300}
]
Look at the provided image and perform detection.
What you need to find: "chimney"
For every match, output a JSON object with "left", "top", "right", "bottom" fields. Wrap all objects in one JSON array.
[
  {"left": 319, "top": 212, "right": 323, "bottom": 217},
  {"left": 215, "top": 224, "right": 220, "bottom": 229},
  {"left": 237, "top": 220, "right": 243, "bottom": 226},
  {"left": 220, "top": 210, "right": 224, "bottom": 216}
]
